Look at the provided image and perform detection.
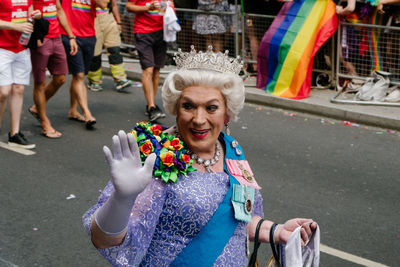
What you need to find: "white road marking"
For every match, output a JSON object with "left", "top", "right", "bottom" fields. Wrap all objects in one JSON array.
[
  {"left": 0, "top": 141, "right": 36, "bottom": 155},
  {"left": 320, "top": 244, "right": 390, "bottom": 267}
]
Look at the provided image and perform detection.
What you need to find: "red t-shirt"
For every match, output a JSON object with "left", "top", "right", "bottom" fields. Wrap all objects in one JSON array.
[
  {"left": 0, "top": 0, "right": 32, "bottom": 53},
  {"left": 33, "top": 0, "right": 59, "bottom": 38},
  {"left": 129, "top": 0, "right": 163, "bottom": 34},
  {"left": 60, "top": 0, "right": 96, "bottom": 37}
]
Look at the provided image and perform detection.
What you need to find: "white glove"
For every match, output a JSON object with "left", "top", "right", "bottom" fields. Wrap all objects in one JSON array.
[{"left": 95, "top": 130, "right": 156, "bottom": 235}]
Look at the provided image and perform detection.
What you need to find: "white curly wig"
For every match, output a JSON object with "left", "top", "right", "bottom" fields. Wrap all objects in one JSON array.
[{"left": 161, "top": 69, "right": 245, "bottom": 121}]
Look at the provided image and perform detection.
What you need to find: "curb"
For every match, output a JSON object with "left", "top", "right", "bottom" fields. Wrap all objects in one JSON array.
[
  {"left": 103, "top": 65, "right": 400, "bottom": 131},
  {"left": 245, "top": 88, "right": 400, "bottom": 131}
]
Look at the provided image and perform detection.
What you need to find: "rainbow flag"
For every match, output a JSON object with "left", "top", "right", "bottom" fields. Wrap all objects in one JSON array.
[
  {"left": 257, "top": 0, "right": 338, "bottom": 99},
  {"left": 368, "top": 9, "right": 384, "bottom": 72}
]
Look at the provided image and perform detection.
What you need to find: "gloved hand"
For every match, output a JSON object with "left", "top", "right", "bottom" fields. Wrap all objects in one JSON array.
[{"left": 95, "top": 130, "right": 156, "bottom": 236}]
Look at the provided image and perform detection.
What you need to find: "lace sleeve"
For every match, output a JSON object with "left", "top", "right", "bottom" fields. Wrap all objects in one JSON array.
[
  {"left": 82, "top": 178, "right": 167, "bottom": 266},
  {"left": 252, "top": 189, "right": 264, "bottom": 218}
]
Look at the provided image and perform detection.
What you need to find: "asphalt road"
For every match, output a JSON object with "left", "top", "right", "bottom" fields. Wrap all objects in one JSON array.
[{"left": 0, "top": 75, "right": 399, "bottom": 266}]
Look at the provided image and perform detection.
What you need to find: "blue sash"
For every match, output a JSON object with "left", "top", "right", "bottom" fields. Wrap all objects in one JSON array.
[{"left": 170, "top": 133, "right": 246, "bottom": 266}]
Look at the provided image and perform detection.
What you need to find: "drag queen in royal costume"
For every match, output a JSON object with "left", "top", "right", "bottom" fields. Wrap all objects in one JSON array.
[{"left": 83, "top": 46, "right": 317, "bottom": 266}]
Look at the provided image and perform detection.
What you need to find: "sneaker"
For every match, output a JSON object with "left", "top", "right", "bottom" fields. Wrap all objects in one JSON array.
[
  {"left": 145, "top": 105, "right": 165, "bottom": 118},
  {"left": 385, "top": 88, "right": 400, "bottom": 102},
  {"left": 115, "top": 79, "right": 133, "bottom": 92},
  {"left": 8, "top": 132, "right": 36, "bottom": 149},
  {"left": 88, "top": 82, "right": 103, "bottom": 92},
  {"left": 148, "top": 106, "right": 163, "bottom": 122},
  {"left": 155, "top": 105, "right": 166, "bottom": 118}
]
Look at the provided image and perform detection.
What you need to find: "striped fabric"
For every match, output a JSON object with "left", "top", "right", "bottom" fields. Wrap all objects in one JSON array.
[
  {"left": 257, "top": 0, "right": 338, "bottom": 99},
  {"left": 225, "top": 159, "right": 261, "bottom": 190}
]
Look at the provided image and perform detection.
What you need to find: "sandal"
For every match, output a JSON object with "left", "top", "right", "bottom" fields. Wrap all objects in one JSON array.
[
  {"left": 28, "top": 107, "right": 41, "bottom": 122},
  {"left": 68, "top": 114, "right": 85, "bottom": 123},
  {"left": 42, "top": 130, "right": 62, "bottom": 139},
  {"left": 85, "top": 120, "right": 96, "bottom": 130}
]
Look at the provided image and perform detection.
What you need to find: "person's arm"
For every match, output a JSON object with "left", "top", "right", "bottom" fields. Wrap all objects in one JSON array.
[
  {"left": 95, "top": 0, "right": 108, "bottom": 10},
  {"left": 0, "top": 6, "right": 41, "bottom": 32},
  {"left": 29, "top": 6, "right": 42, "bottom": 19},
  {"left": 111, "top": 0, "right": 122, "bottom": 31},
  {"left": 56, "top": 0, "right": 78, "bottom": 55},
  {"left": 90, "top": 130, "right": 156, "bottom": 249},
  {"left": 377, "top": 0, "right": 400, "bottom": 13},
  {"left": 126, "top": 0, "right": 157, "bottom": 13},
  {"left": 247, "top": 216, "right": 317, "bottom": 245},
  {"left": 0, "top": 19, "right": 33, "bottom": 32},
  {"left": 336, "top": 0, "right": 356, "bottom": 15}
]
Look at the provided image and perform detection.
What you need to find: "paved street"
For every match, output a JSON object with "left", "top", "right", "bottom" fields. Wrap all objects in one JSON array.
[{"left": 0, "top": 75, "right": 399, "bottom": 266}]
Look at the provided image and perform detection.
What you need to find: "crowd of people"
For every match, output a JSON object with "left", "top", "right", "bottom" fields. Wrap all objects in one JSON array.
[
  {"left": 1, "top": 0, "right": 399, "bottom": 143},
  {"left": 0, "top": 0, "right": 170, "bottom": 149}
]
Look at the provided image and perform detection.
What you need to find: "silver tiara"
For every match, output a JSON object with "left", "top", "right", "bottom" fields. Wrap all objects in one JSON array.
[{"left": 174, "top": 45, "right": 243, "bottom": 75}]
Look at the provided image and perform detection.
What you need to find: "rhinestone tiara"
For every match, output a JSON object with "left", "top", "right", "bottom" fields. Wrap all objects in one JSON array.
[{"left": 174, "top": 45, "right": 243, "bottom": 75}]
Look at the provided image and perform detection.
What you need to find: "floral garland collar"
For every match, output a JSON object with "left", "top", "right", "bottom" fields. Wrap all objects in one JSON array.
[{"left": 130, "top": 122, "right": 196, "bottom": 183}]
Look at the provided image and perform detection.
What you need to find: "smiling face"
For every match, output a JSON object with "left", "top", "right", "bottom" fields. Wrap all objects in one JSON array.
[{"left": 176, "top": 85, "right": 229, "bottom": 157}]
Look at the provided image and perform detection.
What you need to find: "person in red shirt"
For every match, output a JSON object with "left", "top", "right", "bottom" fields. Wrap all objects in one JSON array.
[
  {"left": 126, "top": 0, "right": 169, "bottom": 122},
  {"left": 0, "top": 0, "right": 41, "bottom": 149},
  {"left": 28, "top": 0, "right": 78, "bottom": 138},
  {"left": 60, "top": 0, "right": 107, "bottom": 130}
]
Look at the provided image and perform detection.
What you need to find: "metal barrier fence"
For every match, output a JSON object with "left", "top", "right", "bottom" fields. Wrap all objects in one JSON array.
[
  {"left": 332, "top": 14, "right": 400, "bottom": 106},
  {"left": 117, "top": 3, "right": 334, "bottom": 86}
]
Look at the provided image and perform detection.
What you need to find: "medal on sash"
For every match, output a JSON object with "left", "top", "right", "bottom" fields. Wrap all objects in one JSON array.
[{"left": 231, "top": 184, "right": 255, "bottom": 222}]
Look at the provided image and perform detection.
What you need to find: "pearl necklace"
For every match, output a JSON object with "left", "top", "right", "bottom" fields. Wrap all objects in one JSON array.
[
  {"left": 191, "top": 141, "right": 221, "bottom": 173},
  {"left": 174, "top": 126, "right": 221, "bottom": 173}
]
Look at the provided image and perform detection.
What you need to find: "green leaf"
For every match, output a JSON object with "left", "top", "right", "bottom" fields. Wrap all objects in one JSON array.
[
  {"left": 137, "top": 133, "right": 146, "bottom": 142},
  {"left": 161, "top": 171, "right": 170, "bottom": 183},
  {"left": 169, "top": 169, "right": 178, "bottom": 183},
  {"left": 154, "top": 169, "right": 163, "bottom": 177}
]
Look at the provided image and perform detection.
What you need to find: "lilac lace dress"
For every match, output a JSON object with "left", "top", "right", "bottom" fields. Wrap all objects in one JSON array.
[{"left": 83, "top": 171, "right": 264, "bottom": 267}]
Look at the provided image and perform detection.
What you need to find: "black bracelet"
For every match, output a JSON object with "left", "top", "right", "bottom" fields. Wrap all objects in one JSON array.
[{"left": 68, "top": 36, "right": 76, "bottom": 40}]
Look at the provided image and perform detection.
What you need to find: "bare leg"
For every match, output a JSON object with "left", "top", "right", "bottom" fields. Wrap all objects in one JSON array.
[
  {"left": 0, "top": 85, "right": 12, "bottom": 128},
  {"left": 33, "top": 75, "right": 66, "bottom": 134},
  {"left": 339, "top": 48, "right": 357, "bottom": 76},
  {"left": 152, "top": 68, "right": 160, "bottom": 102},
  {"left": 69, "top": 73, "right": 95, "bottom": 122},
  {"left": 142, "top": 67, "right": 156, "bottom": 109},
  {"left": 8, "top": 84, "right": 24, "bottom": 135},
  {"left": 205, "top": 34, "right": 223, "bottom": 52},
  {"left": 247, "top": 26, "right": 259, "bottom": 71}
]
